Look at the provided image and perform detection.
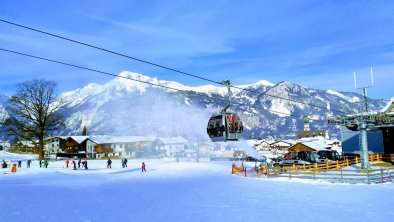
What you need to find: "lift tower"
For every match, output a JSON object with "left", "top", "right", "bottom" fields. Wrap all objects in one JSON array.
[{"left": 328, "top": 68, "right": 394, "bottom": 169}]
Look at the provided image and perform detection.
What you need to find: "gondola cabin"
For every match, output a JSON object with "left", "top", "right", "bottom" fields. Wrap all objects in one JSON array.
[{"left": 207, "top": 112, "right": 243, "bottom": 142}]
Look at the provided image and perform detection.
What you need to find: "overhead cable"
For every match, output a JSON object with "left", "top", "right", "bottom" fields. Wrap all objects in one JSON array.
[
  {"left": 0, "top": 19, "right": 346, "bottom": 114},
  {"left": 0, "top": 47, "right": 327, "bottom": 123}
]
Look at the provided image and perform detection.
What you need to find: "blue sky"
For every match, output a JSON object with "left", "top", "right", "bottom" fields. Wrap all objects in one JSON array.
[{"left": 1, "top": 0, "right": 393, "bottom": 99}]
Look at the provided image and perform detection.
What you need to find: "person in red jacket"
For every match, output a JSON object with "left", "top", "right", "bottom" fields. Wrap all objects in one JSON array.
[
  {"left": 65, "top": 159, "right": 69, "bottom": 168},
  {"left": 141, "top": 162, "right": 146, "bottom": 173}
]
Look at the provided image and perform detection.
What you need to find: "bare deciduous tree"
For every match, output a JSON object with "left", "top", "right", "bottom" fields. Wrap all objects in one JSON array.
[{"left": 4, "top": 79, "right": 63, "bottom": 160}]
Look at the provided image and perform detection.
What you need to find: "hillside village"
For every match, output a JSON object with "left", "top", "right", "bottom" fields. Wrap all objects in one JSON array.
[{"left": 0, "top": 119, "right": 342, "bottom": 161}]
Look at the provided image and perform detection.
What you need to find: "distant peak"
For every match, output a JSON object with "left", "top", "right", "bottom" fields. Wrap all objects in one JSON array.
[
  {"left": 254, "top": 80, "right": 274, "bottom": 86},
  {"left": 237, "top": 80, "right": 274, "bottom": 89},
  {"left": 277, "top": 80, "right": 292, "bottom": 85},
  {"left": 118, "top": 71, "right": 151, "bottom": 80}
]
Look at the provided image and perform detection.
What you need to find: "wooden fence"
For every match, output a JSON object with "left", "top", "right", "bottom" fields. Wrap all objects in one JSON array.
[{"left": 232, "top": 157, "right": 394, "bottom": 184}]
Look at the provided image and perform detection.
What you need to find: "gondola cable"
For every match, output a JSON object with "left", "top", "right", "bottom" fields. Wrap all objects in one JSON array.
[
  {"left": 0, "top": 19, "right": 347, "bottom": 114},
  {"left": 0, "top": 47, "right": 327, "bottom": 124}
]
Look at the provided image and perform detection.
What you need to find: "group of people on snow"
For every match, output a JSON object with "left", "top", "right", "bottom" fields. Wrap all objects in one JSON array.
[
  {"left": 2, "top": 157, "right": 147, "bottom": 173},
  {"left": 38, "top": 159, "right": 49, "bottom": 168},
  {"left": 106, "top": 158, "right": 147, "bottom": 173},
  {"left": 2, "top": 159, "right": 33, "bottom": 168},
  {"left": 65, "top": 159, "right": 88, "bottom": 170}
]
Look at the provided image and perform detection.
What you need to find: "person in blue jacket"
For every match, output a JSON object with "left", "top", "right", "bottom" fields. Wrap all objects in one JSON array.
[{"left": 107, "top": 158, "right": 112, "bottom": 169}]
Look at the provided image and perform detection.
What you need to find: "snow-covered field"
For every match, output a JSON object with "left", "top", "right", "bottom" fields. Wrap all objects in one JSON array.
[{"left": 1, "top": 151, "right": 393, "bottom": 222}]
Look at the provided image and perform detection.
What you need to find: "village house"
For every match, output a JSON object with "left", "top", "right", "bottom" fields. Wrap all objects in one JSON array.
[
  {"left": 42, "top": 136, "right": 97, "bottom": 158},
  {"left": 250, "top": 139, "right": 294, "bottom": 158},
  {"left": 195, "top": 142, "right": 215, "bottom": 158},
  {"left": 44, "top": 136, "right": 67, "bottom": 155},
  {"left": 94, "top": 136, "right": 156, "bottom": 158},
  {"left": 154, "top": 137, "right": 188, "bottom": 157},
  {"left": 296, "top": 129, "right": 329, "bottom": 140}
]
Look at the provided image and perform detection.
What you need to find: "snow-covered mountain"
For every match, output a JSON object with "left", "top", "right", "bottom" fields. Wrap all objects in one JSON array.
[
  {"left": 0, "top": 71, "right": 387, "bottom": 141},
  {"left": 55, "top": 71, "right": 386, "bottom": 141}
]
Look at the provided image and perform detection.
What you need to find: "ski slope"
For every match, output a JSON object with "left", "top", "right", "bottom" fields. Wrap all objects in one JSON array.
[{"left": 0, "top": 152, "right": 393, "bottom": 222}]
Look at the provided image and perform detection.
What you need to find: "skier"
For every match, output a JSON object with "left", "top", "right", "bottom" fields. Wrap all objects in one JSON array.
[
  {"left": 39, "top": 160, "right": 42, "bottom": 168},
  {"left": 141, "top": 162, "right": 146, "bottom": 173},
  {"left": 124, "top": 158, "right": 128, "bottom": 168},
  {"left": 27, "top": 160, "right": 32, "bottom": 168},
  {"left": 72, "top": 160, "right": 77, "bottom": 170},
  {"left": 107, "top": 158, "right": 112, "bottom": 169},
  {"left": 65, "top": 159, "right": 69, "bottom": 168},
  {"left": 1, "top": 160, "right": 6, "bottom": 168},
  {"left": 121, "top": 158, "right": 125, "bottom": 168},
  {"left": 43, "top": 159, "right": 49, "bottom": 168},
  {"left": 18, "top": 160, "right": 22, "bottom": 168},
  {"left": 78, "top": 159, "right": 82, "bottom": 169},
  {"left": 83, "top": 160, "right": 88, "bottom": 170}
]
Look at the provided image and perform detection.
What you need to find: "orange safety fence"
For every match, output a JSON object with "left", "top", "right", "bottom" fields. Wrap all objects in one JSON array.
[{"left": 231, "top": 163, "right": 268, "bottom": 177}]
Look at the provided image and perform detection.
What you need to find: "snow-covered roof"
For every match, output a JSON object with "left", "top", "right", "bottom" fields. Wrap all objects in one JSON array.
[
  {"left": 157, "top": 137, "right": 188, "bottom": 144},
  {"left": 300, "top": 140, "right": 330, "bottom": 151},
  {"left": 46, "top": 136, "right": 69, "bottom": 141},
  {"left": 271, "top": 141, "right": 293, "bottom": 147},
  {"left": 245, "top": 139, "right": 263, "bottom": 147},
  {"left": 196, "top": 142, "right": 215, "bottom": 147},
  {"left": 283, "top": 139, "right": 297, "bottom": 145},
  {"left": 90, "top": 135, "right": 156, "bottom": 144},
  {"left": 69, "top": 136, "right": 90, "bottom": 144}
]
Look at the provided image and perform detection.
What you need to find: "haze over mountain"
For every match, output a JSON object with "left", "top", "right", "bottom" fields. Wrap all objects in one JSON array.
[{"left": 0, "top": 71, "right": 388, "bottom": 142}]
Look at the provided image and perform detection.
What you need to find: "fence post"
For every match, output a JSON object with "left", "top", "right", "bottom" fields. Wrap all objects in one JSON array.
[
  {"left": 380, "top": 167, "right": 384, "bottom": 183},
  {"left": 326, "top": 162, "right": 329, "bottom": 170},
  {"left": 356, "top": 157, "right": 359, "bottom": 164},
  {"left": 336, "top": 160, "right": 339, "bottom": 170},
  {"left": 266, "top": 166, "right": 269, "bottom": 177},
  {"left": 346, "top": 158, "right": 349, "bottom": 167},
  {"left": 367, "top": 169, "right": 370, "bottom": 184},
  {"left": 303, "top": 164, "right": 306, "bottom": 173},
  {"left": 244, "top": 167, "right": 246, "bottom": 177},
  {"left": 313, "top": 168, "right": 316, "bottom": 180},
  {"left": 340, "top": 168, "right": 343, "bottom": 183}
]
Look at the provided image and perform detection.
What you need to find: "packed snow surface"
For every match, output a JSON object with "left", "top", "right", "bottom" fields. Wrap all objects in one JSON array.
[{"left": 0, "top": 152, "right": 393, "bottom": 222}]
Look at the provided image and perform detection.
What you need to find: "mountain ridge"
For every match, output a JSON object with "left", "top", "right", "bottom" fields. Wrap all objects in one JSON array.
[{"left": 0, "top": 72, "right": 388, "bottom": 141}]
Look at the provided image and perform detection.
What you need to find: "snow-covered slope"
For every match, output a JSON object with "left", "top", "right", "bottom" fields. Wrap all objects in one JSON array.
[{"left": 1, "top": 157, "right": 393, "bottom": 222}]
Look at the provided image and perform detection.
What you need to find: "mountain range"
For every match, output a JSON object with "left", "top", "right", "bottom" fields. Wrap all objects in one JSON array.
[{"left": 0, "top": 71, "right": 388, "bottom": 142}]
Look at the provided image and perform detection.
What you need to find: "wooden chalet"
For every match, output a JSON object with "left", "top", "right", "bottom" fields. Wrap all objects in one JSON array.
[{"left": 288, "top": 143, "right": 316, "bottom": 152}]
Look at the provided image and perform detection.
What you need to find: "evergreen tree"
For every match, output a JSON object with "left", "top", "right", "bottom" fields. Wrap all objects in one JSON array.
[{"left": 82, "top": 126, "right": 88, "bottom": 136}]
